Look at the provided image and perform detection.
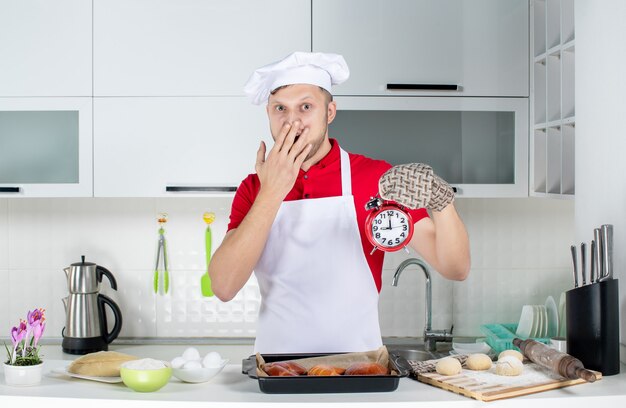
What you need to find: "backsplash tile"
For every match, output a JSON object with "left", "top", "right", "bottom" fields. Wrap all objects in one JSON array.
[
  {"left": 0, "top": 270, "right": 8, "bottom": 335},
  {"left": 0, "top": 197, "right": 574, "bottom": 339}
]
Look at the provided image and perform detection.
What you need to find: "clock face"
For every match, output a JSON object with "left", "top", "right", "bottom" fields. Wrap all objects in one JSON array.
[{"left": 369, "top": 209, "right": 412, "bottom": 249}]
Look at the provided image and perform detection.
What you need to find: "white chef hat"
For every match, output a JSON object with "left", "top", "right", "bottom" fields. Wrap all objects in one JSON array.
[{"left": 244, "top": 51, "right": 350, "bottom": 105}]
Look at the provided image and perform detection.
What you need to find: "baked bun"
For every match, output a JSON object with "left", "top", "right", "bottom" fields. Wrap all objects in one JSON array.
[
  {"left": 344, "top": 362, "right": 389, "bottom": 376},
  {"left": 264, "top": 361, "right": 307, "bottom": 376},
  {"left": 307, "top": 364, "right": 346, "bottom": 376},
  {"left": 68, "top": 351, "right": 139, "bottom": 377}
]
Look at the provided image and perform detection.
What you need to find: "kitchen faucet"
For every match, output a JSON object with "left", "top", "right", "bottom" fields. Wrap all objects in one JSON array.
[{"left": 392, "top": 258, "right": 453, "bottom": 352}]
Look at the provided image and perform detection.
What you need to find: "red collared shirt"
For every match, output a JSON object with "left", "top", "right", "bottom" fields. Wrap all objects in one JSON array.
[{"left": 227, "top": 139, "right": 429, "bottom": 292}]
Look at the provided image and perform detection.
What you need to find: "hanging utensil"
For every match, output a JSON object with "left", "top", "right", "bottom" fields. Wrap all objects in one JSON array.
[
  {"left": 570, "top": 245, "right": 578, "bottom": 288},
  {"left": 201, "top": 212, "right": 215, "bottom": 297},
  {"left": 154, "top": 213, "right": 169, "bottom": 295}
]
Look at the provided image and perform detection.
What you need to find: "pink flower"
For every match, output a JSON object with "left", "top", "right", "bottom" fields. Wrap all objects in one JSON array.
[
  {"left": 27, "top": 308, "right": 45, "bottom": 326},
  {"left": 33, "top": 322, "right": 46, "bottom": 348},
  {"left": 10, "top": 321, "right": 27, "bottom": 348}
]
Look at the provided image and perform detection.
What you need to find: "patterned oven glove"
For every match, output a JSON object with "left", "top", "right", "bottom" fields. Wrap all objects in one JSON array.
[{"left": 378, "top": 163, "right": 455, "bottom": 211}]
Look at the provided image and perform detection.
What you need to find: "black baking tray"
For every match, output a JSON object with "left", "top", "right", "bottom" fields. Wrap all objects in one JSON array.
[{"left": 242, "top": 351, "right": 410, "bottom": 394}]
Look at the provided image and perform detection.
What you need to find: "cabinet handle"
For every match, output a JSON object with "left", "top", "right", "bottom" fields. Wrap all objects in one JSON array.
[
  {"left": 166, "top": 186, "right": 237, "bottom": 193},
  {"left": 452, "top": 186, "right": 459, "bottom": 193},
  {"left": 386, "top": 83, "right": 459, "bottom": 91},
  {"left": 0, "top": 187, "right": 20, "bottom": 193}
]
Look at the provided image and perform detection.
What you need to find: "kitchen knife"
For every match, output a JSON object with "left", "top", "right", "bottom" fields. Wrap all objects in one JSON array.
[
  {"left": 594, "top": 228, "right": 603, "bottom": 283},
  {"left": 570, "top": 245, "right": 578, "bottom": 288},
  {"left": 600, "top": 224, "right": 613, "bottom": 281},
  {"left": 580, "top": 242, "right": 587, "bottom": 286},
  {"left": 590, "top": 240, "right": 596, "bottom": 283}
]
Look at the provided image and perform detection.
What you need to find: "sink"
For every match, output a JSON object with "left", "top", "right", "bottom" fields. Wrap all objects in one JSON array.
[{"left": 389, "top": 349, "right": 439, "bottom": 362}]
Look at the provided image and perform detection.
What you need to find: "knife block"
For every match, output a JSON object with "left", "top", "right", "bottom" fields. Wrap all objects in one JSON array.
[{"left": 566, "top": 279, "right": 620, "bottom": 375}]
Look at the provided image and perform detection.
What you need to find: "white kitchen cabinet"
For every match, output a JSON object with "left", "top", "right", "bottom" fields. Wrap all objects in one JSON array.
[
  {"left": 0, "top": 0, "right": 91, "bottom": 97},
  {"left": 312, "top": 0, "right": 529, "bottom": 97},
  {"left": 0, "top": 98, "right": 93, "bottom": 197},
  {"left": 331, "top": 97, "right": 528, "bottom": 197},
  {"left": 93, "top": 0, "right": 310, "bottom": 96},
  {"left": 93, "top": 97, "right": 270, "bottom": 197},
  {"left": 530, "top": 0, "right": 575, "bottom": 198}
]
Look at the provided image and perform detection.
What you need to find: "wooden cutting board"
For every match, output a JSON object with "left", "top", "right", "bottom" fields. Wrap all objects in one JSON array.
[{"left": 417, "top": 362, "right": 602, "bottom": 402}]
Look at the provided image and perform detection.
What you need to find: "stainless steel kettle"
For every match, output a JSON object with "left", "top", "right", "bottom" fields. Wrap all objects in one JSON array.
[
  {"left": 61, "top": 256, "right": 123, "bottom": 355},
  {"left": 64, "top": 255, "right": 117, "bottom": 294}
]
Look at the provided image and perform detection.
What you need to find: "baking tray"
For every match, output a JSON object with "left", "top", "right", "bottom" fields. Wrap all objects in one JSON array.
[{"left": 242, "top": 351, "right": 410, "bottom": 394}]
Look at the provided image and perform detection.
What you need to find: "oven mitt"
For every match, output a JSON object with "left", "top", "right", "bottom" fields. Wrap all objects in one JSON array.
[{"left": 379, "top": 163, "right": 455, "bottom": 211}]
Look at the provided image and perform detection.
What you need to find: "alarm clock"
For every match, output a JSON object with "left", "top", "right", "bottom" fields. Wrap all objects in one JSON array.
[{"left": 364, "top": 196, "right": 414, "bottom": 253}]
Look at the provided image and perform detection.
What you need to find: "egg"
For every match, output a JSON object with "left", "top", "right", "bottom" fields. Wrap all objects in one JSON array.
[
  {"left": 181, "top": 347, "right": 201, "bottom": 362},
  {"left": 202, "top": 351, "right": 222, "bottom": 368},
  {"left": 171, "top": 356, "right": 187, "bottom": 369},
  {"left": 182, "top": 360, "right": 203, "bottom": 369}
]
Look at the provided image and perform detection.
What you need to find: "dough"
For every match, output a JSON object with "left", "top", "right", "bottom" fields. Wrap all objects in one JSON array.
[
  {"left": 435, "top": 357, "right": 462, "bottom": 376},
  {"left": 495, "top": 356, "right": 524, "bottom": 376},
  {"left": 465, "top": 353, "right": 492, "bottom": 371},
  {"left": 68, "top": 351, "right": 138, "bottom": 377},
  {"left": 498, "top": 349, "right": 524, "bottom": 362}
]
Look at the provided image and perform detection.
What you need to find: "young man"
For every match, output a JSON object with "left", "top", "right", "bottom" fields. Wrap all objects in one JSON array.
[{"left": 209, "top": 52, "right": 470, "bottom": 353}]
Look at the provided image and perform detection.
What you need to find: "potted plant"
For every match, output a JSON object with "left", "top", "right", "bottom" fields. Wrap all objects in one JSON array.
[{"left": 3, "top": 308, "right": 46, "bottom": 386}]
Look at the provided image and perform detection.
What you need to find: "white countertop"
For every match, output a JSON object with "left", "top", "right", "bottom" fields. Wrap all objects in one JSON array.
[{"left": 2, "top": 344, "right": 625, "bottom": 407}]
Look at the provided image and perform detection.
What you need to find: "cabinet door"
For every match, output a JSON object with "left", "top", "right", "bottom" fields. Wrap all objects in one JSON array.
[
  {"left": 0, "top": 98, "right": 93, "bottom": 197},
  {"left": 94, "top": 97, "right": 270, "bottom": 197},
  {"left": 0, "top": 0, "right": 91, "bottom": 96},
  {"left": 94, "top": 0, "right": 311, "bottom": 96},
  {"left": 313, "top": 0, "right": 528, "bottom": 97},
  {"left": 330, "top": 97, "right": 528, "bottom": 197}
]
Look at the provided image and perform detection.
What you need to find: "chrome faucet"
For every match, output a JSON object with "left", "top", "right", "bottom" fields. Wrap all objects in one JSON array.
[{"left": 392, "top": 258, "right": 453, "bottom": 352}]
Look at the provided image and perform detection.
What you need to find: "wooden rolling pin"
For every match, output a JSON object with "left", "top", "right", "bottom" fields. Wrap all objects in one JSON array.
[{"left": 513, "top": 338, "right": 596, "bottom": 382}]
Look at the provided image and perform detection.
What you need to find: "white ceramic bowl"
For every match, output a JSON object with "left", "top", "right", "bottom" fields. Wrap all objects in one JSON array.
[{"left": 172, "top": 359, "right": 228, "bottom": 383}]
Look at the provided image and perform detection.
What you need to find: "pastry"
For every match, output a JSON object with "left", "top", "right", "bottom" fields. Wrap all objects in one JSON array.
[
  {"left": 344, "top": 362, "right": 389, "bottom": 376},
  {"left": 307, "top": 364, "right": 345, "bottom": 376},
  {"left": 68, "top": 351, "right": 139, "bottom": 377}
]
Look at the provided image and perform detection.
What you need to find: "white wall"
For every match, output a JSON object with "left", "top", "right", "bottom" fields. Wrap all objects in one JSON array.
[
  {"left": 0, "top": 197, "right": 574, "bottom": 341},
  {"left": 576, "top": 1, "right": 626, "bottom": 359}
]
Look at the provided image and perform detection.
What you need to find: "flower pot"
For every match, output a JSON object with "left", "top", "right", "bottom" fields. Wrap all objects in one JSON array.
[{"left": 3, "top": 362, "right": 44, "bottom": 386}]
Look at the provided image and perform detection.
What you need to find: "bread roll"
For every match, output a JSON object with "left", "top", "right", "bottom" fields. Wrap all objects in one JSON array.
[
  {"left": 498, "top": 349, "right": 524, "bottom": 362},
  {"left": 495, "top": 356, "right": 524, "bottom": 376},
  {"left": 344, "top": 362, "right": 389, "bottom": 376},
  {"left": 264, "top": 361, "right": 307, "bottom": 376},
  {"left": 68, "top": 351, "right": 138, "bottom": 377},
  {"left": 307, "top": 364, "right": 345, "bottom": 376},
  {"left": 435, "top": 357, "right": 462, "bottom": 376},
  {"left": 466, "top": 353, "right": 492, "bottom": 371}
]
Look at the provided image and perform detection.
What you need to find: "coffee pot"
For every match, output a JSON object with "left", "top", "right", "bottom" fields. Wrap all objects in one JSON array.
[{"left": 62, "top": 256, "right": 123, "bottom": 355}]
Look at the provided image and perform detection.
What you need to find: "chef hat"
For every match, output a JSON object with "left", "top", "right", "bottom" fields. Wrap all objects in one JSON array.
[{"left": 244, "top": 51, "right": 350, "bottom": 105}]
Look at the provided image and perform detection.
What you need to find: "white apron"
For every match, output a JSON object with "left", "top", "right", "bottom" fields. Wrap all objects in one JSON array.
[{"left": 254, "top": 147, "right": 383, "bottom": 353}]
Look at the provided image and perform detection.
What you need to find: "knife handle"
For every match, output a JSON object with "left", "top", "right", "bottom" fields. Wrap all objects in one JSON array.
[
  {"left": 590, "top": 240, "right": 596, "bottom": 283},
  {"left": 570, "top": 245, "right": 578, "bottom": 288},
  {"left": 600, "top": 224, "right": 613, "bottom": 280},
  {"left": 594, "top": 228, "right": 603, "bottom": 282},
  {"left": 580, "top": 242, "right": 587, "bottom": 285}
]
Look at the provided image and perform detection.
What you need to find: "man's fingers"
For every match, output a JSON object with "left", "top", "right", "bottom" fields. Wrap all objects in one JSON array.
[
  {"left": 281, "top": 120, "right": 303, "bottom": 153},
  {"left": 256, "top": 141, "right": 266, "bottom": 167},
  {"left": 287, "top": 127, "right": 310, "bottom": 160},
  {"left": 294, "top": 144, "right": 313, "bottom": 168},
  {"left": 272, "top": 122, "right": 291, "bottom": 154}
]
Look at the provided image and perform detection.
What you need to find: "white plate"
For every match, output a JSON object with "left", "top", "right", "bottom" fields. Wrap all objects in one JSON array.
[
  {"left": 529, "top": 305, "right": 539, "bottom": 338},
  {"left": 537, "top": 305, "right": 547, "bottom": 338},
  {"left": 452, "top": 341, "right": 492, "bottom": 355},
  {"left": 172, "top": 359, "right": 228, "bottom": 383},
  {"left": 516, "top": 305, "right": 534, "bottom": 338},
  {"left": 52, "top": 366, "right": 123, "bottom": 383},
  {"left": 545, "top": 296, "right": 559, "bottom": 338}
]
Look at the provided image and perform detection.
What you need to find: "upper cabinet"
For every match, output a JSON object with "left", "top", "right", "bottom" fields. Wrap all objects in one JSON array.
[
  {"left": 0, "top": 98, "right": 93, "bottom": 197},
  {"left": 93, "top": 0, "right": 311, "bottom": 96},
  {"left": 0, "top": 0, "right": 91, "bottom": 97},
  {"left": 93, "top": 97, "right": 269, "bottom": 197},
  {"left": 312, "top": 0, "right": 529, "bottom": 97}
]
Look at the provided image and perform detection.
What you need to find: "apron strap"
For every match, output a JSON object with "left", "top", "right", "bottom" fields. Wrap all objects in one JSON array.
[{"left": 339, "top": 147, "right": 352, "bottom": 196}]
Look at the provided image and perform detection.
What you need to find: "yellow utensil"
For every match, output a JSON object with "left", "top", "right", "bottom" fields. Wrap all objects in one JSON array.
[{"left": 201, "top": 212, "right": 215, "bottom": 297}]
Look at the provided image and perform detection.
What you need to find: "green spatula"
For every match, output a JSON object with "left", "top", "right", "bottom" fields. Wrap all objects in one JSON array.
[{"left": 201, "top": 212, "right": 215, "bottom": 297}]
